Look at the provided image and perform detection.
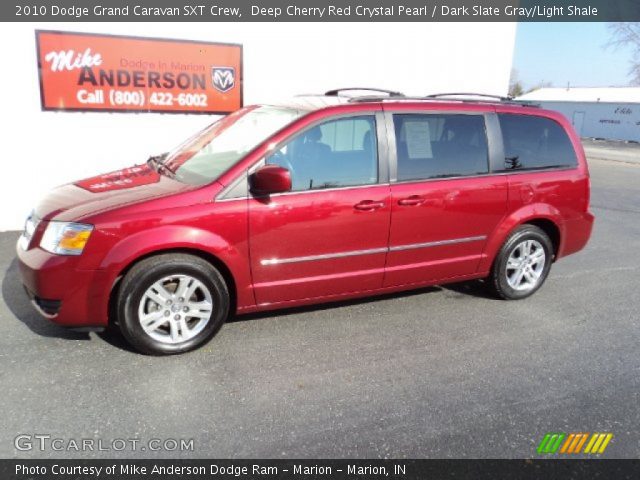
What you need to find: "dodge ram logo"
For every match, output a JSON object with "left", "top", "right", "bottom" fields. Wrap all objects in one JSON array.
[{"left": 211, "top": 67, "right": 235, "bottom": 93}]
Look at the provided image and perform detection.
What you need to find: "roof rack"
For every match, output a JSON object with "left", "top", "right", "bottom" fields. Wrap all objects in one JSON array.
[
  {"left": 348, "top": 95, "right": 434, "bottom": 103},
  {"left": 425, "top": 92, "right": 514, "bottom": 101},
  {"left": 348, "top": 93, "right": 538, "bottom": 107},
  {"left": 318, "top": 89, "right": 538, "bottom": 107},
  {"left": 324, "top": 87, "right": 404, "bottom": 97}
]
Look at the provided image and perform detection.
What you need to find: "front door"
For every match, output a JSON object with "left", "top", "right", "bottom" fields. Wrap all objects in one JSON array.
[
  {"left": 249, "top": 113, "right": 391, "bottom": 305},
  {"left": 384, "top": 112, "right": 508, "bottom": 287}
]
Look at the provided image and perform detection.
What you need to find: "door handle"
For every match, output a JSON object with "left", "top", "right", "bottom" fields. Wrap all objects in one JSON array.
[
  {"left": 354, "top": 200, "right": 385, "bottom": 211},
  {"left": 398, "top": 195, "right": 425, "bottom": 206}
]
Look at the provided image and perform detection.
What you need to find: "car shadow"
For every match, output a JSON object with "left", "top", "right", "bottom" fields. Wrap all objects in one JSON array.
[
  {"left": 440, "top": 279, "right": 497, "bottom": 300},
  {"left": 2, "top": 258, "right": 90, "bottom": 340},
  {"left": 3, "top": 254, "right": 496, "bottom": 347},
  {"left": 95, "top": 326, "right": 139, "bottom": 353},
  {"left": 228, "top": 281, "right": 495, "bottom": 324},
  {"left": 227, "top": 287, "right": 438, "bottom": 323}
]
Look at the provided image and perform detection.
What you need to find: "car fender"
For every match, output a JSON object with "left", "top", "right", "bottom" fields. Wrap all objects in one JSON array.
[
  {"left": 90, "top": 225, "right": 254, "bottom": 324},
  {"left": 478, "top": 203, "right": 565, "bottom": 273}
]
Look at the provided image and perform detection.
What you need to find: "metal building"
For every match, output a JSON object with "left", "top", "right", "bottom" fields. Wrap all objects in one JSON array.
[{"left": 517, "top": 87, "right": 640, "bottom": 142}]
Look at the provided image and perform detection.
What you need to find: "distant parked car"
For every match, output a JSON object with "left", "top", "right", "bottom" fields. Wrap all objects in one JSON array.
[{"left": 17, "top": 89, "right": 594, "bottom": 354}]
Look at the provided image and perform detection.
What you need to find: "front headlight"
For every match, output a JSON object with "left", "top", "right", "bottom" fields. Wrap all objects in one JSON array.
[{"left": 40, "top": 222, "right": 94, "bottom": 255}]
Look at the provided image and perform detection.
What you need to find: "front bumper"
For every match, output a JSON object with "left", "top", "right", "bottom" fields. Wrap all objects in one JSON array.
[{"left": 16, "top": 241, "right": 110, "bottom": 327}]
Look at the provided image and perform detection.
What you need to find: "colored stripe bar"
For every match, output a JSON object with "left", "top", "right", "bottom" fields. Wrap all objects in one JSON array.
[{"left": 538, "top": 432, "right": 612, "bottom": 455}]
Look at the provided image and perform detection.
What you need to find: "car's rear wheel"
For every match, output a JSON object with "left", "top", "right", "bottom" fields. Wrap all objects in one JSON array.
[
  {"left": 117, "top": 254, "right": 229, "bottom": 355},
  {"left": 488, "top": 225, "right": 553, "bottom": 300}
]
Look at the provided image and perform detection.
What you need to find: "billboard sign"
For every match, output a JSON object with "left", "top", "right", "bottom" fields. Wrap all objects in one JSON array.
[{"left": 36, "top": 30, "right": 243, "bottom": 114}]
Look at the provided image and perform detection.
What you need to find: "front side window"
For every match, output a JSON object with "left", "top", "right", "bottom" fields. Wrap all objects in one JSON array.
[
  {"left": 163, "top": 105, "right": 303, "bottom": 185},
  {"left": 393, "top": 114, "right": 489, "bottom": 181},
  {"left": 498, "top": 114, "right": 578, "bottom": 171},
  {"left": 266, "top": 115, "right": 378, "bottom": 191}
]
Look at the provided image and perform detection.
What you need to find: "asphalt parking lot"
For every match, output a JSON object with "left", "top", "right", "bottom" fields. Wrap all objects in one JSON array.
[{"left": 0, "top": 141, "right": 639, "bottom": 459}]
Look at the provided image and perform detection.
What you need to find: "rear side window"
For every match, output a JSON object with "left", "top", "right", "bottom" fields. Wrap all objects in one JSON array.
[
  {"left": 498, "top": 114, "right": 578, "bottom": 171},
  {"left": 393, "top": 114, "right": 489, "bottom": 181}
]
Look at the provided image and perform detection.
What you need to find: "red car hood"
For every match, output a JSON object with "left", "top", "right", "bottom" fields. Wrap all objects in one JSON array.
[{"left": 34, "top": 164, "right": 193, "bottom": 222}]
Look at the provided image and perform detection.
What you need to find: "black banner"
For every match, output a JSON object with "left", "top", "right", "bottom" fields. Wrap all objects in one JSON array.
[
  {"left": 4, "top": 0, "right": 640, "bottom": 22},
  {"left": 3, "top": 459, "right": 640, "bottom": 480}
]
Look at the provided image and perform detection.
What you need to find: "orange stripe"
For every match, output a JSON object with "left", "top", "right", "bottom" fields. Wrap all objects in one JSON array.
[
  {"left": 560, "top": 434, "right": 575, "bottom": 453},
  {"left": 565, "top": 434, "right": 578, "bottom": 453},
  {"left": 574, "top": 433, "right": 589, "bottom": 453},
  {"left": 567, "top": 433, "right": 581, "bottom": 453}
]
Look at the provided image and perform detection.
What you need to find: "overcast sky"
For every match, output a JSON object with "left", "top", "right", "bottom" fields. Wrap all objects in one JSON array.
[{"left": 512, "top": 22, "right": 636, "bottom": 89}]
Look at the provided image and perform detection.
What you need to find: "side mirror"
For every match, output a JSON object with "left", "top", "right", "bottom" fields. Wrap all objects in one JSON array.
[{"left": 249, "top": 164, "right": 292, "bottom": 195}]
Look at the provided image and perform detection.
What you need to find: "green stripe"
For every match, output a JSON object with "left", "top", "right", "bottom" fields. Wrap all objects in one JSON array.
[
  {"left": 549, "top": 433, "right": 566, "bottom": 453},
  {"left": 537, "top": 434, "right": 552, "bottom": 454},
  {"left": 544, "top": 434, "right": 558, "bottom": 453},
  {"left": 538, "top": 433, "right": 566, "bottom": 454}
]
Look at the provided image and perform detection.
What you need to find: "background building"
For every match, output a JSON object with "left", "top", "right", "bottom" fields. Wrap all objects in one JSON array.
[
  {"left": 1, "top": 22, "right": 516, "bottom": 230},
  {"left": 517, "top": 87, "right": 640, "bottom": 142}
]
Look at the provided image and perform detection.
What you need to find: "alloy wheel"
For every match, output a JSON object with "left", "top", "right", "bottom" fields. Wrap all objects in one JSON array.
[
  {"left": 137, "top": 274, "right": 214, "bottom": 344},
  {"left": 505, "top": 239, "right": 546, "bottom": 292}
]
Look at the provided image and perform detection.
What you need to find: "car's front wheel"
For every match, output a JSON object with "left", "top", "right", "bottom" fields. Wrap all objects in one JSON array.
[
  {"left": 488, "top": 225, "right": 553, "bottom": 300},
  {"left": 116, "top": 254, "right": 229, "bottom": 355}
]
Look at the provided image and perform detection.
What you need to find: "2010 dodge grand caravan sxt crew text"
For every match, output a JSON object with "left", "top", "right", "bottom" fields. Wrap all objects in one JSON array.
[{"left": 17, "top": 89, "right": 594, "bottom": 355}]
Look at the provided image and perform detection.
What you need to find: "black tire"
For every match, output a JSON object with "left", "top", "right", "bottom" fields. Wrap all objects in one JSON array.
[
  {"left": 488, "top": 225, "right": 554, "bottom": 300},
  {"left": 117, "top": 253, "right": 229, "bottom": 355}
]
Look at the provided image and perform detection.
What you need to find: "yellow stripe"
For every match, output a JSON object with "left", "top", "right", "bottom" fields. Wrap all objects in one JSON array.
[
  {"left": 584, "top": 433, "right": 599, "bottom": 453},
  {"left": 590, "top": 433, "right": 606, "bottom": 453},
  {"left": 597, "top": 434, "right": 613, "bottom": 454},
  {"left": 560, "top": 434, "right": 575, "bottom": 453},
  {"left": 574, "top": 433, "right": 589, "bottom": 454}
]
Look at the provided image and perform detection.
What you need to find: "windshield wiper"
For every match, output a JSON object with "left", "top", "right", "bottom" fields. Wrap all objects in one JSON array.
[{"left": 147, "top": 153, "right": 174, "bottom": 176}]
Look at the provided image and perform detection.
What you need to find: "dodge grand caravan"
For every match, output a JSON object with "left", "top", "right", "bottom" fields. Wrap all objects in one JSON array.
[{"left": 17, "top": 89, "right": 594, "bottom": 354}]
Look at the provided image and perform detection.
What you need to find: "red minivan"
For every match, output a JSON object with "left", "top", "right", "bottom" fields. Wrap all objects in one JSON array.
[{"left": 17, "top": 90, "right": 594, "bottom": 354}]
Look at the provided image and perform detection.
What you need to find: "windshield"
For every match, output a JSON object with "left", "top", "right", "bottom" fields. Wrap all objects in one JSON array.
[{"left": 163, "top": 105, "right": 304, "bottom": 185}]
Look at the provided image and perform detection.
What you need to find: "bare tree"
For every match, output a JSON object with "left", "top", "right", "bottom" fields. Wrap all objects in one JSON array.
[
  {"left": 607, "top": 22, "right": 640, "bottom": 85},
  {"left": 508, "top": 69, "right": 524, "bottom": 97}
]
